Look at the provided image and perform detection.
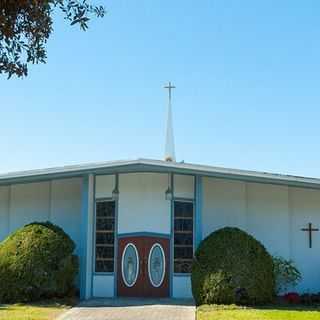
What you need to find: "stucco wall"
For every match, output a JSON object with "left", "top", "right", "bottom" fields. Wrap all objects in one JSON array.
[
  {"left": 202, "top": 178, "right": 247, "bottom": 234},
  {"left": 247, "top": 183, "right": 290, "bottom": 259},
  {"left": 202, "top": 176, "right": 320, "bottom": 293},
  {"left": 290, "top": 187, "right": 320, "bottom": 292},
  {"left": 92, "top": 275, "right": 114, "bottom": 297},
  {"left": 50, "top": 179, "right": 82, "bottom": 255},
  {"left": 118, "top": 173, "right": 170, "bottom": 235},
  {"left": 10, "top": 182, "right": 51, "bottom": 231},
  {"left": 95, "top": 175, "right": 115, "bottom": 199},
  {"left": 0, "top": 178, "right": 82, "bottom": 255},
  {"left": 174, "top": 174, "right": 194, "bottom": 199},
  {"left": 172, "top": 276, "right": 192, "bottom": 298}
]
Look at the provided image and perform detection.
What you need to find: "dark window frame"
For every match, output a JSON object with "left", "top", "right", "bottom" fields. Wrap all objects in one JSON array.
[
  {"left": 94, "top": 199, "right": 116, "bottom": 273},
  {"left": 173, "top": 200, "right": 194, "bottom": 274}
]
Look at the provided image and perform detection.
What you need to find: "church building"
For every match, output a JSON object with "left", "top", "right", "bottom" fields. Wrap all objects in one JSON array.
[{"left": 0, "top": 83, "right": 320, "bottom": 300}]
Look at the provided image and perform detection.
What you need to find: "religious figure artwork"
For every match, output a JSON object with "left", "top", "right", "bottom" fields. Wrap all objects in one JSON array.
[
  {"left": 149, "top": 244, "right": 165, "bottom": 287},
  {"left": 301, "top": 223, "right": 319, "bottom": 248},
  {"left": 152, "top": 257, "right": 161, "bottom": 281},
  {"left": 127, "top": 257, "right": 135, "bottom": 284},
  {"left": 122, "top": 244, "right": 138, "bottom": 287}
]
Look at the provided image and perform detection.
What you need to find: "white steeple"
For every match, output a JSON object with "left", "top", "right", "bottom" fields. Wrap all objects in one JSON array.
[{"left": 164, "top": 82, "right": 176, "bottom": 162}]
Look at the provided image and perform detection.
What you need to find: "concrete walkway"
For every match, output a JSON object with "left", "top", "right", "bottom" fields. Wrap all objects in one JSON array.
[{"left": 57, "top": 298, "right": 195, "bottom": 320}]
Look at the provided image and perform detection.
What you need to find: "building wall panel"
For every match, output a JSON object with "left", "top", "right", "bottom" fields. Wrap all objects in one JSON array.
[
  {"left": 50, "top": 178, "right": 82, "bottom": 255},
  {"left": 92, "top": 275, "right": 114, "bottom": 297},
  {"left": 290, "top": 187, "right": 320, "bottom": 292},
  {"left": 174, "top": 174, "right": 194, "bottom": 199},
  {"left": 202, "top": 177, "right": 246, "bottom": 238},
  {"left": 95, "top": 175, "right": 115, "bottom": 199},
  {"left": 246, "top": 183, "right": 290, "bottom": 258},
  {"left": 172, "top": 276, "right": 192, "bottom": 298},
  {"left": 118, "top": 173, "right": 170, "bottom": 235},
  {"left": 10, "top": 181, "right": 50, "bottom": 232}
]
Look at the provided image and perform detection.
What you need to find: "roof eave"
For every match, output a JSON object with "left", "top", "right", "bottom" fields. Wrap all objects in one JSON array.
[{"left": 0, "top": 159, "right": 320, "bottom": 190}]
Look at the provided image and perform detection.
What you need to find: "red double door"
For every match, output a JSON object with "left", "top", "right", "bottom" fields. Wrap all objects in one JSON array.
[{"left": 117, "top": 236, "right": 170, "bottom": 297}]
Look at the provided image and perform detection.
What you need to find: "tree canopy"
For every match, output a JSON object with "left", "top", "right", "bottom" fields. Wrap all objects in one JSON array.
[{"left": 0, "top": 0, "right": 105, "bottom": 78}]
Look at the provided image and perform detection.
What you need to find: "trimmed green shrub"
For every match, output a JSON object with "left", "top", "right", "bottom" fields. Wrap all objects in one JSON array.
[
  {"left": 0, "top": 222, "right": 78, "bottom": 303},
  {"left": 191, "top": 227, "right": 275, "bottom": 305},
  {"left": 273, "top": 256, "right": 301, "bottom": 294}
]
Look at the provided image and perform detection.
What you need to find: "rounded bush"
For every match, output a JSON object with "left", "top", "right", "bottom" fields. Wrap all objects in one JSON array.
[
  {"left": 191, "top": 227, "right": 275, "bottom": 305},
  {"left": 0, "top": 222, "right": 78, "bottom": 303}
]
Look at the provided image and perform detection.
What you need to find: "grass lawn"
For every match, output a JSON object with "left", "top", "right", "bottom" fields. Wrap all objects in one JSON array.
[
  {"left": 0, "top": 298, "right": 77, "bottom": 320},
  {"left": 197, "top": 304, "right": 320, "bottom": 320}
]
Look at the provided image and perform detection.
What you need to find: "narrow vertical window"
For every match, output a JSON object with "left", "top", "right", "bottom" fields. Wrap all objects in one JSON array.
[
  {"left": 95, "top": 201, "right": 115, "bottom": 272},
  {"left": 174, "top": 201, "right": 194, "bottom": 273}
]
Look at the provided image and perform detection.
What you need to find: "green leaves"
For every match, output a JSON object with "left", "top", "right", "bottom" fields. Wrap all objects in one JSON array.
[
  {"left": 0, "top": 221, "right": 78, "bottom": 303},
  {"left": 273, "top": 256, "right": 302, "bottom": 294},
  {"left": 0, "top": 0, "right": 105, "bottom": 78},
  {"left": 192, "top": 227, "right": 276, "bottom": 306}
]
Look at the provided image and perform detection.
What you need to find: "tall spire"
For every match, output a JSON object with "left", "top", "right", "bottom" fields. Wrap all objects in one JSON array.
[{"left": 164, "top": 82, "right": 176, "bottom": 162}]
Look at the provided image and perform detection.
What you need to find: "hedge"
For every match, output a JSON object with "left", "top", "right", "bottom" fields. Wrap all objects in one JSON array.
[
  {"left": 0, "top": 222, "right": 78, "bottom": 303},
  {"left": 191, "top": 227, "right": 275, "bottom": 305}
]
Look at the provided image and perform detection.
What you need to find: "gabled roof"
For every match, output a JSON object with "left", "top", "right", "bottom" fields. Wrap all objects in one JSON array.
[{"left": 0, "top": 158, "right": 320, "bottom": 189}]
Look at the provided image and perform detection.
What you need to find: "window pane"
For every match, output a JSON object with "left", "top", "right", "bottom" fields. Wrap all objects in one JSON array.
[
  {"left": 97, "top": 202, "right": 115, "bottom": 217},
  {"left": 174, "top": 201, "right": 194, "bottom": 274},
  {"left": 174, "top": 233, "right": 193, "bottom": 246},
  {"left": 174, "top": 219, "right": 193, "bottom": 232},
  {"left": 95, "top": 201, "right": 115, "bottom": 272},
  {"left": 174, "top": 202, "right": 193, "bottom": 218},
  {"left": 96, "top": 260, "right": 114, "bottom": 273},
  {"left": 174, "top": 246, "right": 193, "bottom": 259},
  {"left": 96, "top": 232, "right": 114, "bottom": 245},
  {"left": 96, "top": 218, "right": 114, "bottom": 231},
  {"left": 96, "top": 246, "right": 114, "bottom": 259},
  {"left": 174, "top": 259, "right": 193, "bottom": 273}
]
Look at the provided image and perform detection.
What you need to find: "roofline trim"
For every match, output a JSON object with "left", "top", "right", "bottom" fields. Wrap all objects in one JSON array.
[{"left": 0, "top": 158, "right": 320, "bottom": 189}]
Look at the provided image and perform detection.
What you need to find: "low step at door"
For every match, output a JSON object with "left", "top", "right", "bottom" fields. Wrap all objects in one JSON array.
[{"left": 117, "top": 235, "right": 169, "bottom": 297}]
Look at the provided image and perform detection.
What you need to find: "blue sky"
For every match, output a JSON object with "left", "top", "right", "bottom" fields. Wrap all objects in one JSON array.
[{"left": 1, "top": 1, "right": 320, "bottom": 177}]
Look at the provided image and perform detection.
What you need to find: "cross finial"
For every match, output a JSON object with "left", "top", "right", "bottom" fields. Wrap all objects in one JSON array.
[{"left": 164, "top": 81, "right": 176, "bottom": 102}]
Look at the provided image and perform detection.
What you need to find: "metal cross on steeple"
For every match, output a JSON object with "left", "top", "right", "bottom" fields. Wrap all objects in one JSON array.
[
  {"left": 164, "top": 81, "right": 176, "bottom": 102},
  {"left": 164, "top": 82, "right": 176, "bottom": 162}
]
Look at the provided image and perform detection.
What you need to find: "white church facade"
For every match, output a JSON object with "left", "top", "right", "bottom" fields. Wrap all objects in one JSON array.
[
  {"left": 1, "top": 159, "right": 320, "bottom": 299},
  {"left": 1, "top": 83, "right": 320, "bottom": 299}
]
